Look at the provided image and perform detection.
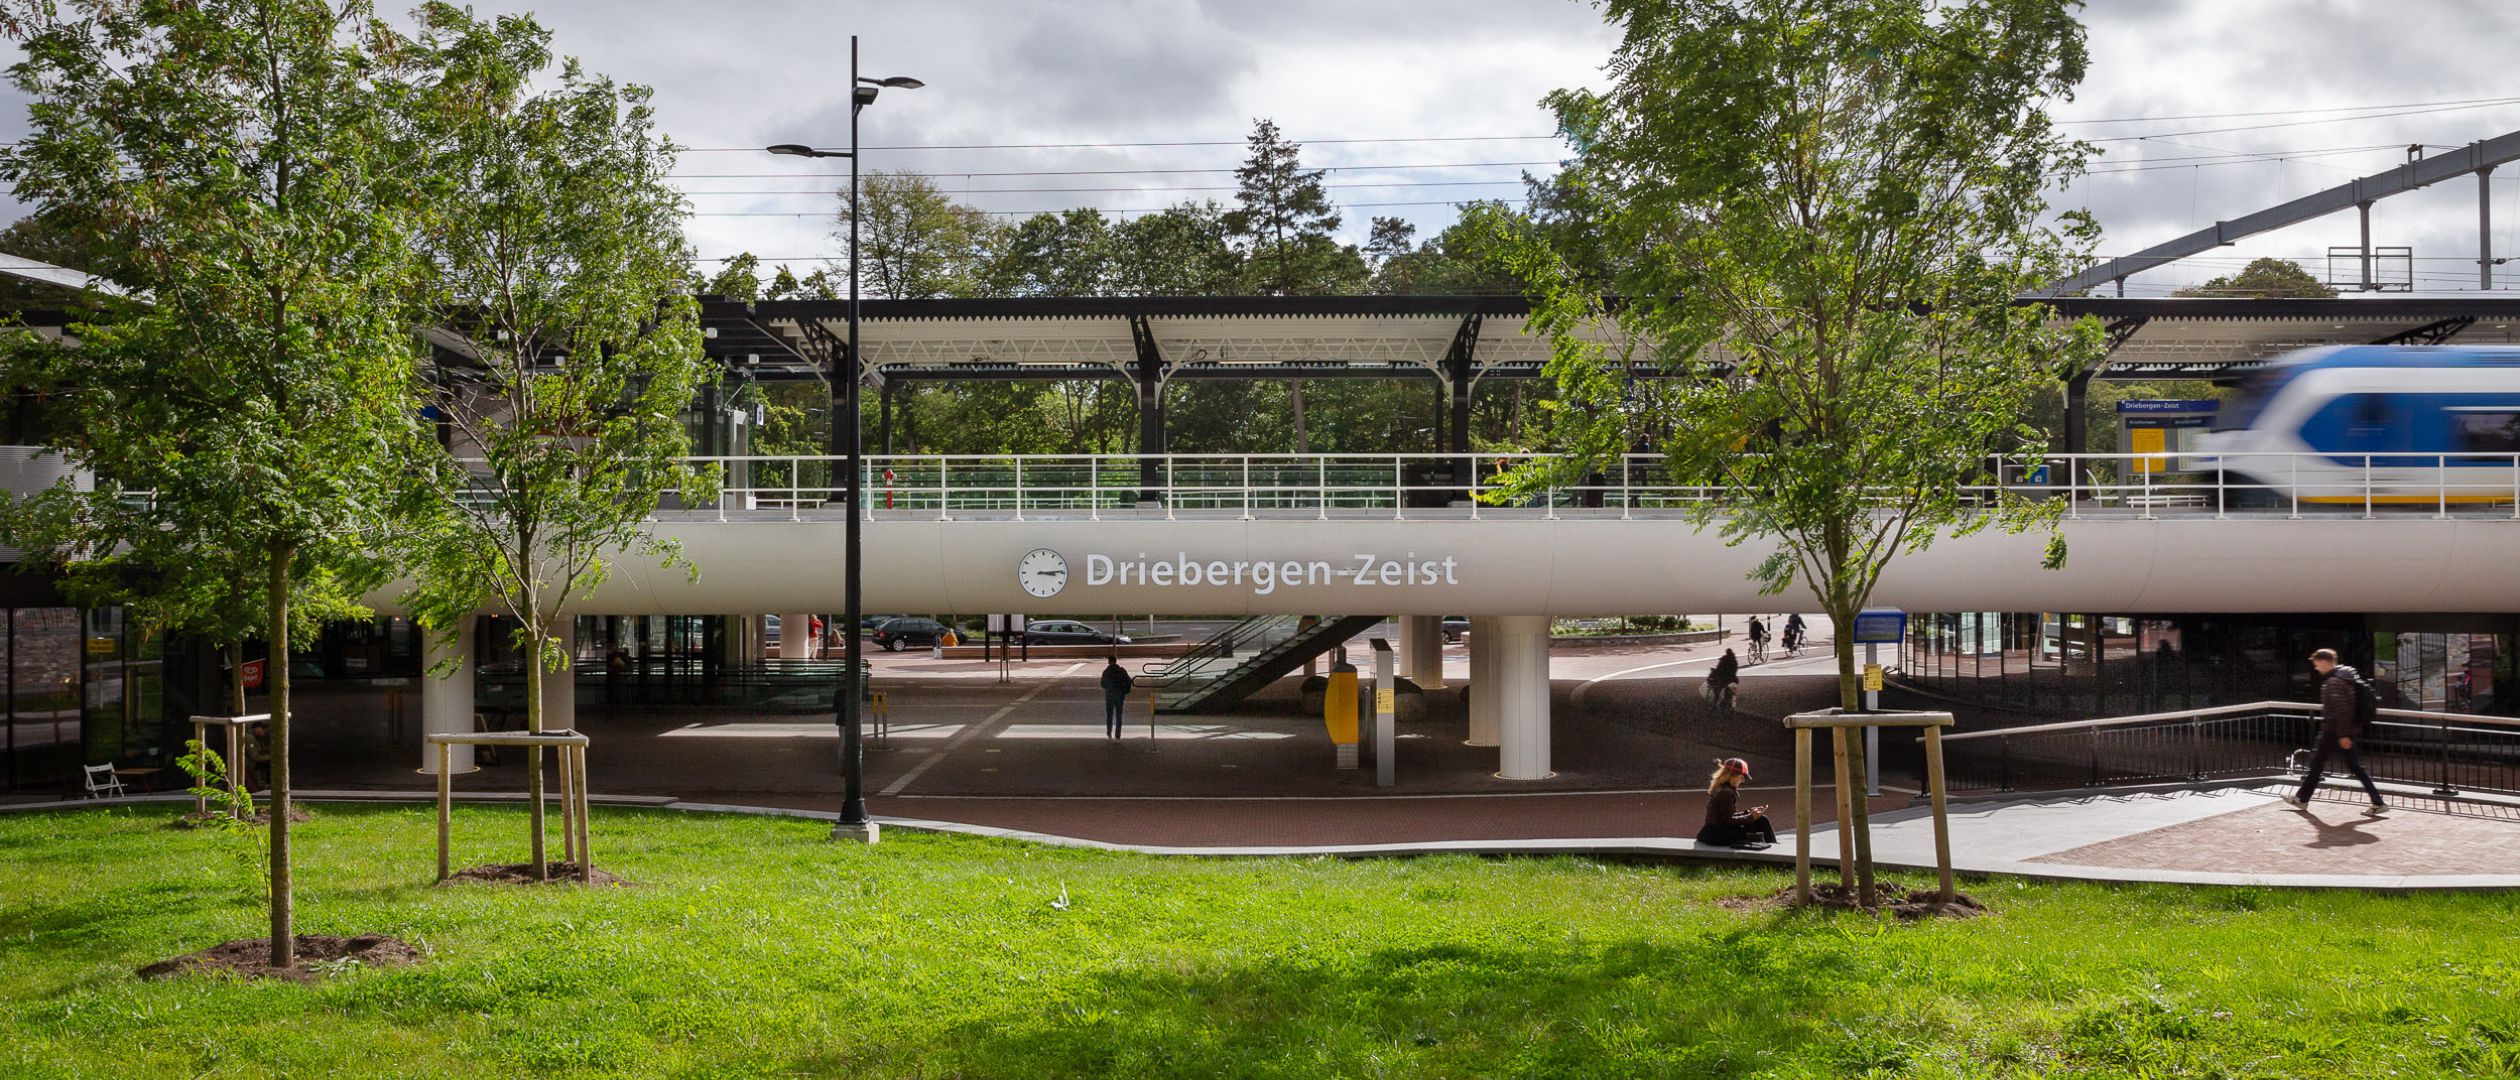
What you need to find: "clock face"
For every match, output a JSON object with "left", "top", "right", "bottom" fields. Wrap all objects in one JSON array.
[{"left": 1018, "top": 548, "right": 1068, "bottom": 598}]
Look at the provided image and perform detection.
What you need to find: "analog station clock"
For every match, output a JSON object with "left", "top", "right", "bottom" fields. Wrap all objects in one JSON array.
[{"left": 1018, "top": 548, "right": 1068, "bottom": 598}]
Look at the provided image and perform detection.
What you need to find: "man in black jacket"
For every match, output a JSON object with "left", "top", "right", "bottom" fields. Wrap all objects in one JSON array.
[
  {"left": 1100, "top": 658, "right": 1134, "bottom": 739},
  {"left": 2286, "top": 648, "right": 2386, "bottom": 812}
]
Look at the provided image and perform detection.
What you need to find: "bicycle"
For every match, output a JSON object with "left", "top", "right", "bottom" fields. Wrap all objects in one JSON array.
[
  {"left": 1712, "top": 682, "right": 1737, "bottom": 720},
  {"left": 1746, "top": 636, "right": 1768, "bottom": 665},
  {"left": 1781, "top": 630, "right": 1804, "bottom": 659}
]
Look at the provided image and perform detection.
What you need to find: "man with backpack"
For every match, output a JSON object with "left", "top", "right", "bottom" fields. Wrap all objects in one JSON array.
[
  {"left": 1100, "top": 656, "right": 1135, "bottom": 739},
  {"left": 2286, "top": 648, "right": 2386, "bottom": 812}
]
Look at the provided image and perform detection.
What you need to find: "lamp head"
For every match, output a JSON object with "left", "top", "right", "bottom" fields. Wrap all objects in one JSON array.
[
  {"left": 874, "top": 76, "right": 924, "bottom": 89},
  {"left": 766, "top": 143, "right": 817, "bottom": 157},
  {"left": 852, "top": 86, "right": 879, "bottom": 110}
]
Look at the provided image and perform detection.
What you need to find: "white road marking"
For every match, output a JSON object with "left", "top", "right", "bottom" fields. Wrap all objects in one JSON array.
[{"left": 880, "top": 662, "right": 1083, "bottom": 796}]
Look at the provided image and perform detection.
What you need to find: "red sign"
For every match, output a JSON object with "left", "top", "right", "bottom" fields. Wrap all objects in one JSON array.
[{"left": 241, "top": 659, "right": 266, "bottom": 690}]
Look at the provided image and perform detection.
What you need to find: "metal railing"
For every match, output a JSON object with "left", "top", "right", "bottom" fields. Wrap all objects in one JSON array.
[
  {"left": 622, "top": 450, "right": 2520, "bottom": 522},
  {"left": 1934, "top": 700, "right": 2520, "bottom": 797}
]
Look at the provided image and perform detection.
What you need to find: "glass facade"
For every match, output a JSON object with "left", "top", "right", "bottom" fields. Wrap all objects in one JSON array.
[{"left": 1905, "top": 612, "right": 2520, "bottom": 722}]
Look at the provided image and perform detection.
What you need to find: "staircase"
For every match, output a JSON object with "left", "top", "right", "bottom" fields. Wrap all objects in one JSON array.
[{"left": 1141, "top": 615, "right": 1385, "bottom": 714}]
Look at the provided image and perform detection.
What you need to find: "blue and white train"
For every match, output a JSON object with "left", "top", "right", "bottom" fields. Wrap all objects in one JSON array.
[{"left": 2192, "top": 345, "right": 2520, "bottom": 505}]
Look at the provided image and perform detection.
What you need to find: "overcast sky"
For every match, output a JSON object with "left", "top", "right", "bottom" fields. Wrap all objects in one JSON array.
[{"left": 11, "top": 1, "right": 2520, "bottom": 295}]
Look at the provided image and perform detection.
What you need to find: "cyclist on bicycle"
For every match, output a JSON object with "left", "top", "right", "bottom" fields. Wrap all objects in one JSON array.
[
  {"left": 1782, "top": 613, "right": 1806, "bottom": 656},
  {"left": 1705, "top": 648, "right": 1741, "bottom": 715},
  {"left": 1746, "top": 616, "right": 1770, "bottom": 663}
]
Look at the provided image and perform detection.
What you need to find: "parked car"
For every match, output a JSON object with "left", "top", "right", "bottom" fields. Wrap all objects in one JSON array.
[
  {"left": 1016, "top": 619, "right": 1131, "bottom": 647},
  {"left": 871, "top": 617, "right": 957, "bottom": 652},
  {"left": 1441, "top": 617, "right": 1470, "bottom": 643}
]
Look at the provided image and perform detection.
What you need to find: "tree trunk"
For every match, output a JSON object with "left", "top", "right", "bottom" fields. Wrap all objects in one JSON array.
[
  {"left": 266, "top": 541, "right": 294, "bottom": 969},
  {"left": 524, "top": 628, "right": 547, "bottom": 882},
  {"left": 226, "top": 640, "right": 247, "bottom": 716},
  {"left": 1830, "top": 601, "right": 1877, "bottom": 907},
  {"left": 1291, "top": 380, "right": 1308, "bottom": 454}
]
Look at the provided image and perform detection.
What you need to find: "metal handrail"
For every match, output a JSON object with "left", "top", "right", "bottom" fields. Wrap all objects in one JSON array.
[
  {"left": 605, "top": 450, "right": 2520, "bottom": 520},
  {"left": 1932, "top": 698, "right": 2520, "bottom": 797},
  {"left": 1938, "top": 699, "right": 2520, "bottom": 742}
]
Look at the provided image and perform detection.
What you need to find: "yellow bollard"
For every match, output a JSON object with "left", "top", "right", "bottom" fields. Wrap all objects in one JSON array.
[{"left": 1324, "top": 668, "right": 1360, "bottom": 768}]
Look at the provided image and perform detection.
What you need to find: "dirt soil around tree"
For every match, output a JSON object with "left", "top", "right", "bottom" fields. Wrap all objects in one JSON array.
[
  {"left": 1724, "top": 880, "right": 1987, "bottom": 920},
  {"left": 442, "top": 861, "right": 630, "bottom": 886},
  {"left": 135, "top": 934, "right": 421, "bottom": 983}
]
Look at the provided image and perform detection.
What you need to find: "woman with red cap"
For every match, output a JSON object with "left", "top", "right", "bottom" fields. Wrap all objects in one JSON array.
[{"left": 1697, "top": 757, "right": 1775, "bottom": 849}]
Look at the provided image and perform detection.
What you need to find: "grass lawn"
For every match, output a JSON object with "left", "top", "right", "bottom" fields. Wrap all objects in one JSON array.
[{"left": 2, "top": 804, "right": 2517, "bottom": 1078}]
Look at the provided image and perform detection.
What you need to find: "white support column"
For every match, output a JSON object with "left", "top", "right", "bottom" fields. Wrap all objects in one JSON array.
[
  {"left": 1495, "top": 614, "right": 1553, "bottom": 780},
  {"left": 419, "top": 618, "right": 477, "bottom": 775},
  {"left": 779, "top": 612, "right": 813, "bottom": 660},
  {"left": 1466, "top": 616, "right": 1499, "bottom": 747},
  {"left": 541, "top": 618, "right": 577, "bottom": 733},
  {"left": 1401, "top": 615, "right": 1445, "bottom": 689}
]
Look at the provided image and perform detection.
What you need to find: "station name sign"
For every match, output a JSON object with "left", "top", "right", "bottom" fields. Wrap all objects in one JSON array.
[{"left": 1019, "top": 547, "right": 1459, "bottom": 598}]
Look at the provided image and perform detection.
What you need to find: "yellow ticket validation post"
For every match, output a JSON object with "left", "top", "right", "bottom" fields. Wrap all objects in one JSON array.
[{"left": 1324, "top": 666, "right": 1360, "bottom": 769}]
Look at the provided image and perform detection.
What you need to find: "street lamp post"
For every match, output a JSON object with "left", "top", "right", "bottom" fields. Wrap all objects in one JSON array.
[{"left": 768, "top": 35, "right": 922, "bottom": 844}]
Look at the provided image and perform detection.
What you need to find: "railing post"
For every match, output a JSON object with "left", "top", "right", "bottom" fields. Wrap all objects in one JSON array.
[
  {"left": 1393, "top": 456, "right": 1405, "bottom": 521},
  {"left": 2438, "top": 453, "right": 2449, "bottom": 519},
  {"left": 2065, "top": 455, "right": 2079, "bottom": 519},
  {"left": 1317, "top": 458, "right": 1328, "bottom": 521},
  {"left": 1998, "top": 737, "right": 2011, "bottom": 793},
  {"left": 1013, "top": 457, "right": 1025, "bottom": 522},
  {"left": 1470, "top": 460, "right": 1482, "bottom": 521},
  {"left": 2215, "top": 465, "right": 2225, "bottom": 520},
  {"left": 1621, "top": 455, "right": 1633, "bottom": 520},
  {"left": 2188, "top": 718, "right": 2203, "bottom": 781},
  {"left": 790, "top": 456, "right": 802, "bottom": 522},
  {"left": 1089, "top": 457, "right": 1100, "bottom": 522},
  {"left": 2290, "top": 454, "right": 2301, "bottom": 519},
  {"left": 1165, "top": 455, "right": 1176, "bottom": 522},
  {"left": 1243, "top": 457, "right": 1253, "bottom": 521},
  {"left": 2363, "top": 453, "right": 2374, "bottom": 519},
  {"left": 938, "top": 458, "right": 951, "bottom": 522},
  {"left": 2089, "top": 728, "right": 2101, "bottom": 787},
  {"left": 2436, "top": 715, "right": 2460, "bottom": 797},
  {"left": 2139, "top": 459, "right": 2154, "bottom": 520}
]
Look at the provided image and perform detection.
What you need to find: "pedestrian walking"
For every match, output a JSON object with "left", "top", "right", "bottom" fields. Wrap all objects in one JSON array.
[
  {"left": 2286, "top": 648, "right": 2386, "bottom": 813},
  {"left": 1100, "top": 657, "right": 1135, "bottom": 739},
  {"left": 1697, "top": 757, "right": 1776, "bottom": 849}
]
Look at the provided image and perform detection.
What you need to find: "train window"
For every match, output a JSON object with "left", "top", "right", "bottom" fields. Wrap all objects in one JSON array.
[{"left": 2452, "top": 409, "right": 2520, "bottom": 454}]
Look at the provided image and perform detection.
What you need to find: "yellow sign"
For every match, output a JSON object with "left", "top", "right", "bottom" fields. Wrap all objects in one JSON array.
[
  {"left": 1375, "top": 689, "right": 1395, "bottom": 714},
  {"left": 1862, "top": 664, "right": 1884, "bottom": 692},
  {"left": 870, "top": 691, "right": 888, "bottom": 712},
  {"left": 85, "top": 638, "right": 113, "bottom": 656}
]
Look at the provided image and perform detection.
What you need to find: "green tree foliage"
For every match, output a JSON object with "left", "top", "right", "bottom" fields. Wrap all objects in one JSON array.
[
  {"left": 843, "top": 171, "right": 995, "bottom": 300},
  {"left": 0, "top": 0, "right": 428, "bottom": 966},
  {"left": 2172, "top": 256, "right": 2337, "bottom": 298},
  {"left": 1224, "top": 119, "right": 1367, "bottom": 295},
  {"left": 394, "top": 4, "right": 710, "bottom": 879},
  {"left": 1112, "top": 201, "right": 1244, "bottom": 296},
  {"left": 983, "top": 208, "right": 1118, "bottom": 297},
  {"left": 1501, "top": 0, "right": 2105, "bottom": 905}
]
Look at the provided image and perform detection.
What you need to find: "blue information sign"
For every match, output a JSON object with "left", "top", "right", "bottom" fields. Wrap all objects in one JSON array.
[{"left": 1852, "top": 608, "right": 1907, "bottom": 644}]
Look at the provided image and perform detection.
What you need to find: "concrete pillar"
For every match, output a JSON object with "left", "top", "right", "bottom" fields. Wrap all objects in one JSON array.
[
  {"left": 418, "top": 618, "right": 477, "bottom": 775},
  {"left": 780, "top": 612, "right": 813, "bottom": 660},
  {"left": 1494, "top": 615, "right": 1553, "bottom": 780},
  {"left": 1466, "top": 616, "right": 1499, "bottom": 747},
  {"left": 540, "top": 618, "right": 576, "bottom": 733},
  {"left": 1405, "top": 616, "right": 1446, "bottom": 689}
]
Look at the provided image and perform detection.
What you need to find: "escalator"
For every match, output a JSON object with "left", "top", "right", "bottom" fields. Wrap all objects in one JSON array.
[{"left": 1141, "top": 615, "right": 1384, "bottom": 714}]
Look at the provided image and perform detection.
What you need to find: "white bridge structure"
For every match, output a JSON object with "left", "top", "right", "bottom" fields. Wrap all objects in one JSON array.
[{"left": 387, "top": 449, "right": 2520, "bottom": 782}]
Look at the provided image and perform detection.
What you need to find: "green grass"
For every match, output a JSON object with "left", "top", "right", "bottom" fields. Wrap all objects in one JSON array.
[{"left": 2, "top": 804, "right": 2516, "bottom": 1078}]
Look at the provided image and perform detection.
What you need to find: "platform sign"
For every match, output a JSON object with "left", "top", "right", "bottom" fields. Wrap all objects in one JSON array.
[
  {"left": 2117, "top": 399, "right": 2219, "bottom": 474},
  {"left": 1852, "top": 609, "right": 1906, "bottom": 644}
]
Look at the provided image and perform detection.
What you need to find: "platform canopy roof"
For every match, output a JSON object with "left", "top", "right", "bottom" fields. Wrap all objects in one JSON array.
[{"left": 699, "top": 295, "right": 2520, "bottom": 386}]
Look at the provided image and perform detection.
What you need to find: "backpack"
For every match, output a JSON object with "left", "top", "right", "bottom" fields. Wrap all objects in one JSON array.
[{"left": 2349, "top": 673, "right": 2378, "bottom": 731}]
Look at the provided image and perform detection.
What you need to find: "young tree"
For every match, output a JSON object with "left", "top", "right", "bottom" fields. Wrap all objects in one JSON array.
[
  {"left": 0, "top": 0, "right": 428, "bottom": 966},
  {"left": 1224, "top": 119, "right": 1367, "bottom": 295},
  {"left": 396, "top": 5, "right": 709, "bottom": 880},
  {"left": 1501, "top": 0, "right": 2104, "bottom": 905}
]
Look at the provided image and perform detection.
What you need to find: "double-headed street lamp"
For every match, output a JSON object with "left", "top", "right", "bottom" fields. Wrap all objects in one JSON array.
[{"left": 766, "top": 35, "right": 920, "bottom": 842}]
